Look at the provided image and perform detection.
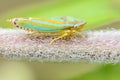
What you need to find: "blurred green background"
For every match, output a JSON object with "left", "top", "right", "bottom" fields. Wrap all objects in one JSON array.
[
  {"left": 0, "top": 0, "right": 120, "bottom": 29},
  {"left": 0, "top": 0, "right": 120, "bottom": 80}
]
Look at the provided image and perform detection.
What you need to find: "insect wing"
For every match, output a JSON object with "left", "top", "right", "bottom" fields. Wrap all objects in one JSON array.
[{"left": 17, "top": 18, "right": 68, "bottom": 32}]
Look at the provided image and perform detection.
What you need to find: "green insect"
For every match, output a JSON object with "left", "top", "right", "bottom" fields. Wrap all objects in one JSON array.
[{"left": 7, "top": 16, "right": 86, "bottom": 45}]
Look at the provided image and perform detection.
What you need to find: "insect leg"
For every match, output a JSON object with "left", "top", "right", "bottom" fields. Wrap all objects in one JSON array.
[{"left": 49, "top": 31, "right": 70, "bottom": 45}]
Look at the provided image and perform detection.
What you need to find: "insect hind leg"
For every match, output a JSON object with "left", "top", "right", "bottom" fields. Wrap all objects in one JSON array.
[{"left": 49, "top": 30, "right": 73, "bottom": 45}]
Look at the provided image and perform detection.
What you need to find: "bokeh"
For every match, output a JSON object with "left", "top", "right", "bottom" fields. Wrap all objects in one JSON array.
[
  {"left": 0, "top": 0, "right": 120, "bottom": 80},
  {"left": 0, "top": 0, "right": 120, "bottom": 29}
]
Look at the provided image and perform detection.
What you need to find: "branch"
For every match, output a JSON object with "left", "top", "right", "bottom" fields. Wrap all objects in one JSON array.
[{"left": 0, "top": 28, "right": 120, "bottom": 63}]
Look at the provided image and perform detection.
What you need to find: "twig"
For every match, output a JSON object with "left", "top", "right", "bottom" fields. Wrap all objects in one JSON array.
[{"left": 0, "top": 28, "right": 120, "bottom": 63}]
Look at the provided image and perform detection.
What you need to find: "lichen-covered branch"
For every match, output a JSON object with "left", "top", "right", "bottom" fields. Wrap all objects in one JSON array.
[{"left": 0, "top": 28, "right": 120, "bottom": 63}]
